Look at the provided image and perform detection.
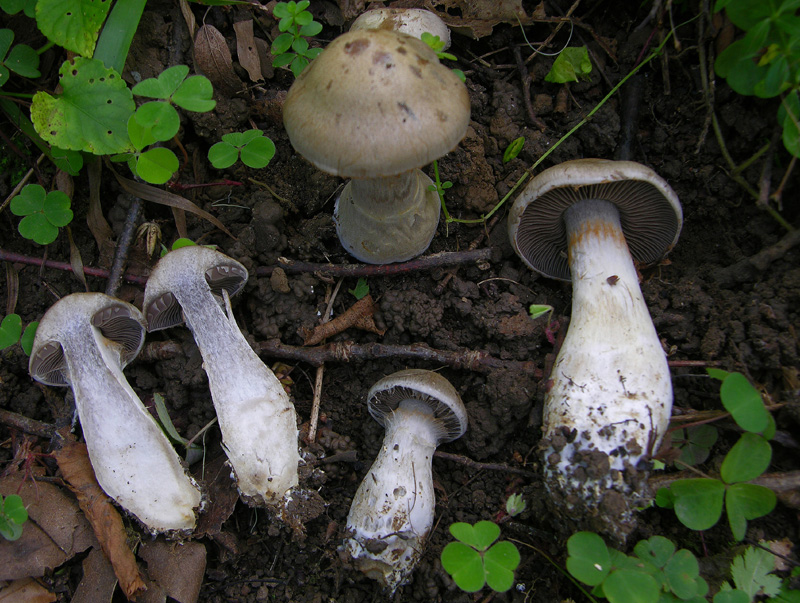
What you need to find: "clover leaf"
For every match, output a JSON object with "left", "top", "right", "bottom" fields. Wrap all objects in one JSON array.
[
  {"left": 10, "top": 184, "right": 73, "bottom": 244},
  {"left": 441, "top": 521, "right": 520, "bottom": 593}
]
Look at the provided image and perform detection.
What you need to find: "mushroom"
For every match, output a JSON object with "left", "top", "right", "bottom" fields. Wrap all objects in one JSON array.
[
  {"left": 350, "top": 8, "right": 451, "bottom": 50},
  {"left": 143, "top": 246, "right": 300, "bottom": 512},
  {"left": 29, "top": 293, "right": 202, "bottom": 534},
  {"left": 343, "top": 369, "right": 467, "bottom": 593},
  {"left": 282, "top": 29, "right": 470, "bottom": 264},
  {"left": 507, "top": 159, "right": 683, "bottom": 540}
]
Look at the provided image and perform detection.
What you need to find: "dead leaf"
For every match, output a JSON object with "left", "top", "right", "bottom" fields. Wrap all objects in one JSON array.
[
  {"left": 194, "top": 24, "right": 242, "bottom": 94},
  {"left": 0, "top": 578, "right": 56, "bottom": 603},
  {"left": 178, "top": 0, "right": 196, "bottom": 38},
  {"left": 301, "top": 295, "right": 385, "bottom": 346},
  {"left": 71, "top": 547, "right": 118, "bottom": 603},
  {"left": 86, "top": 157, "right": 116, "bottom": 265},
  {"left": 53, "top": 438, "right": 146, "bottom": 600},
  {"left": 193, "top": 453, "right": 238, "bottom": 541},
  {"left": 233, "top": 20, "right": 263, "bottom": 83},
  {"left": 0, "top": 475, "right": 96, "bottom": 581},
  {"left": 139, "top": 539, "right": 206, "bottom": 603},
  {"left": 254, "top": 37, "right": 274, "bottom": 80}
]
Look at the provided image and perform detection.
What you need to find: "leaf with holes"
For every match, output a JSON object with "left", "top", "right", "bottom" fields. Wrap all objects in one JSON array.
[
  {"left": 31, "top": 57, "right": 134, "bottom": 154},
  {"left": 35, "top": 0, "right": 111, "bottom": 57}
]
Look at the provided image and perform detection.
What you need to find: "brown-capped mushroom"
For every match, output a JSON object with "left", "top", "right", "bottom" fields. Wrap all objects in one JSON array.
[
  {"left": 29, "top": 293, "right": 202, "bottom": 534},
  {"left": 343, "top": 369, "right": 467, "bottom": 593},
  {"left": 508, "top": 158, "right": 683, "bottom": 541},
  {"left": 282, "top": 29, "right": 470, "bottom": 264},
  {"left": 143, "top": 246, "right": 300, "bottom": 513}
]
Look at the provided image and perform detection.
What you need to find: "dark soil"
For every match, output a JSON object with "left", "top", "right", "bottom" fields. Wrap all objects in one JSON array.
[{"left": 1, "top": 1, "right": 799, "bottom": 602}]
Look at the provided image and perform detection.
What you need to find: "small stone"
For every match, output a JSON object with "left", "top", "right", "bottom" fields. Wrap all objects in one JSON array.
[{"left": 270, "top": 267, "right": 291, "bottom": 293}]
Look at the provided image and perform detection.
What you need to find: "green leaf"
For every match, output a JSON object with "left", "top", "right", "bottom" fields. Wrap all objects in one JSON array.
[
  {"left": 566, "top": 531, "right": 611, "bottom": 586},
  {"left": 134, "top": 147, "right": 178, "bottom": 184},
  {"left": 43, "top": 190, "right": 73, "bottom": 227},
  {"left": 664, "top": 549, "right": 700, "bottom": 600},
  {"left": 240, "top": 136, "right": 276, "bottom": 169},
  {"left": 348, "top": 278, "right": 369, "bottom": 300},
  {"left": 713, "top": 591, "right": 750, "bottom": 603},
  {"left": 670, "top": 479, "right": 726, "bottom": 531},
  {"left": 6, "top": 43, "right": 40, "bottom": 78},
  {"left": 450, "top": 521, "right": 500, "bottom": 551},
  {"left": 272, "top": 2, "right": 291, "bottom": 18},
  {"left": 503, "top": 136, "right": 525, "bottom": 163},
  {"left": 35, "top": 0, "right": 111, "bottom": 57},
  {"left": 31, "top": 57, "right": 135, "bottom": 155},
  {"left": 720, "top": 372, "right": 768, "bottom": 432},
  {"left": 706, "top": 368, "right": 730, "bottom": 381},
  {"left": 603, "top": 569, "right": 661, "bottom": 603},
  {"left": 781, "top": 92, "right": 800, "bottom": 158},
  {"left": 1, "top": 0, "right": 35, "bottom": 16},
  {"left": 0, "top": 314, "right": 22, "bottom": 350},
  {"left": 721, "top": 433, "right": 771, "bottom": 483},
  {"left": 634, "top": 536, "right": 675, "bottom": 569},
  {"left": 208, "top": 141, "right": 239, "bottom": 169},
  {"left": 674, "top": 424, "right": 719, "bottom": 466},
  {"left": 19, "top": 213, "right": 58, "bottom": 244},
  {"left": 132, "top": 65, "right": 190, "bottom": 99},
  {"left": 0, "top": 515, "right": 24, "bottom": 541},
  {"left": 441, "top": 541, "right": 485, "bottom": 592},
  {"left": 93, "top": 0, "right": 146, "bottom": 73},
  {"left": 127, "top": 114, "right": 157, "bottom": 151},
  {"left": 528, "top": 304, "right": 553, "bottom": 320},
  {"left": 172, "top": 75, "right": 216, "bottom": 112},
  {"left": 2, "top": 494, "right": 27, "bottom": 525},
  {"left": 134, "top": 101, "right": 180, "bottom": 141},
  {"left": 545, "top": 46, "right": 592, "bottom": 83},
  {"left": 153, "top": 392, "right": 189, "bottom": 445},
  {"left": 730, "top": 546, "right": 782, "bottom": 598},
  {"left": 484, "top": 541, "right": 520, "bottom": 592},
  {"left": 222, "top": 129, "right": 264, "bottom": 146},
  {"left": 271, "top": 32, "right": 294, "bottom": 55},
  {"left": 20, "top": 322, "right": 38, "bottom": 356},
  {"left": 725, "top": 483, "right": 776, "bottom": 541},
  {"left": 51, "top": 146, "right": 84, "bottom": 176},
  {"left": 299, "top": 21, "right": 322, "bottom": 37},
  {"left": 655, "top": 487, "right": 675, "bottom": 508},
  {"left": 10, "top": 183, "right": 46, "bottom": 216},
  {"left": 715, "top": 37, "right": 768, "bottom": 96}
]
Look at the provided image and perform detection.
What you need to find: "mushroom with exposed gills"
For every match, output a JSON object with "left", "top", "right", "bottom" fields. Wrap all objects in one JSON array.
[
  {"left": 507, "top": 159, "right": 683, "bottom": 541},
  {"left": 344, "top": 369, "right": 467, "bottom": 593},
  {"left": 28, "top": 293, "right": 202, "bottom": 534},
  {"left": 143, "top": 246, "right": 300, "bottom": 513},
  {"left": 282, "top": 29, "right": 470, "bottom": 264}
]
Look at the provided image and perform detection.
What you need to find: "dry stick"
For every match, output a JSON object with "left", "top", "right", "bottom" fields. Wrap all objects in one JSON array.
[
  {"left": 434, "top": 217, "right": 500, "bottom": 296},
  {"left": 0, "top": 408, "right": 56, "bottom": 439},
  {"left": 433, "top": 450, "right": 537, "bottom": 478},
  {"left": 513, "top": 45, "right": 546, "bottom": 131},
  {"left": 307, "top": 279, "right": 343, "bottom": 444},
  {"left": 105, "top": 197, "right": 142, "bottom": 297},
  {"left": 0, "top": 248, "right": 148, "bottom": 285}
]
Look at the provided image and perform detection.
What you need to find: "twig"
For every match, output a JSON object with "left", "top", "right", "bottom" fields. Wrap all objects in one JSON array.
[
  {"left": 433, "top": 450, "right": 538, "bottom": 478},
  {"left": 713, "top": 227, "right": 800, "bottom": 286},
  {"left": 105, "top": 197, "right": 142, "bottom": 297},
  {"left": 0, "top": 248, "right": 149, "bottom": 285},
  {"left": 307, "top": 280, "right": 342, "bottom": 444},
  {"left": 434, "top": 216, "right": 500, "bottom": 295},
  {"left": 512, "top": 45, "right": 547, "bottom": 130},
  {"left": 0, "top": 408, "right": 56, "bottom": 439}
]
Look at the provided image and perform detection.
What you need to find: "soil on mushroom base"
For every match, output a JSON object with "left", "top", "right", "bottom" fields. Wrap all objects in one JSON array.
[{"left": 0, "top": 2, "right": 798, "bottom": 602}]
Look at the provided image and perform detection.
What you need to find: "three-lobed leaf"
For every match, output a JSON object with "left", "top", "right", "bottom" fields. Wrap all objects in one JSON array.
[
  {"left": 602, "top": 569, "right": 660, "bottom": 603},
  {"left": 10, "top": 184, "right": 73, "bottom": 244},
  {"left": 450, "top": 520, "right": 500, "bottom": 551}
]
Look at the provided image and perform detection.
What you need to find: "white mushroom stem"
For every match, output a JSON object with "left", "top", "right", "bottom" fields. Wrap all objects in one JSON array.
[
  {"left": 345, "top": 399, "right": 439, "bottom": 593},
  {"left": 542, "top": 199, "right": 672, "bottom": 527},
  {"left": 63, "top": 315, "right": 201, "bottom": 532},
  {"left": 174, "top": 280, "right": 299, "bottom": 506}
]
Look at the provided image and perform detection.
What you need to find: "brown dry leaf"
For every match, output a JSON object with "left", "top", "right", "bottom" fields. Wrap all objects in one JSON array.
[
  {"left": 233, "top": 20, "right": 263, "bottom": 83},
  {"left": 301, "top": 295, "right": 385, "bottom": 346},
  {"left": 71, "top": 547, "right": 118, "bottom": 603},
  {"left": 86, "top": 156, "right": 116, "bottom": 265},
  {"left": 109, "top": 168, "right": 235, "bottom": 239},
  {"left": 193, "top": 453, "right": 238, "bottom": 541},
  {"left": 0, "top": 475, "right": 96, "bottom": 581},
  {"left": 429, "top": 0, "right": 536, "bottom": 38},
  {"left": 66, "top": 226, "right": 89, "bottom": 292},
  {"left": 254, "top": 37, "right": 274, "bottom": 80},
  {"left": 0, "top": 578, "right": 56, "bottom": 603},
  {"left": 53, "top": 438, "right": 146, "bottom": 600},
  {"left": 139, "top": 539, "right": 206, "bottom": 603},
  {"left": 178, "top": 0, "right": 196, "bottom": 38},
  {"left": 194, "top": 24, "right": 241, "bottom": 94}
]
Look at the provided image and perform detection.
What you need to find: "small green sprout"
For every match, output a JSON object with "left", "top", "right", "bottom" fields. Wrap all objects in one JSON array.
[
  {"left": 427, "top": 159, "right": 453, "bottom": 222},
  {"left": 271, "top": 1, "right": 323, "bottom": 78},
  {"left": 657, "top": 371, "right": 776, "bottom": 540},
  {"left": 505, "top": 493, "right": 527, "bottom": 517},
  {"left": 0, "top": 28, "right": 40, "bottom": 87},
  {"left": 441, "top": 521, "right": 520, "bottom": 593},
  {"left": 420, "top": 31, "right": 465, "bottom": 82},
  {"left": 208, "top": 129, "right": 276, "bottom": 170},
  {"left": 348, "top": 277, "right": 369, "bottom": 300},
  {"left": 566, "top": 532, "right": 709, "bottom": 603},
  {"left": 545, "top": 46, "right": 592, "bottom": 83},
  {"left": 0, "top": 493, "right": 28, "bottom": 541},
  {"left": 0, "top": 314, "right": 38, "bottom": 354},
  {"left": 10, "top": 184, "right": 73, "bottom": 244},
  {"left": 503, "top": 137, "right": 525, "bottom": 163},
  {"left": 159, "top": 237, "right": 216, "bottom": 258},
  {"left": 152, "top": 393, "right": 204, "bottom": 465}
]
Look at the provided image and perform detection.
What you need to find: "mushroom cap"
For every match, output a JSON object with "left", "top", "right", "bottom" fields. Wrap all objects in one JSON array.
[
  {"left": 29, "top": 293, "right": 146, "bottom": 387},
  {"left": 143, "top": 245, "right": 248, "bottom": 332},
  {"left": 508, "top": 159, "right": 683, "bottom": 281},
  {"left": 367, "top": 369, "right": 467, "bottom": 444},
  {"left": 282, "top": 29, "right": 470, "bottom": 179},
  {"left": 350, "top": 8, "right": 451, "bottom": 50}
]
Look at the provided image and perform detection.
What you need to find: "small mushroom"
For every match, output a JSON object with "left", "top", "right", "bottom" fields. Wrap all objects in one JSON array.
[
  {"left": 143, "top": 246, "right": 300, "bottom": 512},
  {"left": 343, "top": 369, "right": 467, "bottom": 593},
  {"left": 282, "top": 29, "right": 470, "bottom": 264},
  {"left": 508, "top": 159, "right": 683, "bottom": 541},
  {"left": 29, "top": 293, "right": 202, "bottom": 534},
  {"left": 350, "top": 8, "right": 451, "bottom": 50}
]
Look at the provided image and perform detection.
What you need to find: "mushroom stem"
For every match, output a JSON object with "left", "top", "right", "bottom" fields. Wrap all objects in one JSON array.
[
  {"left": 335, "top": 170, "right": 440, "bottom": 264},
  {"left": 542, "top": 198, "right": 672, "bottom": 538},
  {"left": 172, "top": 278, "right": 300, "bottom": 506},
  {"left": 345, "top": 400, "right": 439, "bottom": 593}
]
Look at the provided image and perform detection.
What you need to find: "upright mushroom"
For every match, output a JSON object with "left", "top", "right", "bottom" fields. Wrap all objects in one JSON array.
[
  {"left": 282, "top": 29, "right": 470, "bottom": 264},
  {"left": 143, "top": 246, "right": 300, "bottom": 513},
  {"left": 350, "top": 8, "right": 451, "bottom": 49},
  {"left": 508, "top": 159, "right": 682, "bottom": 540},
  {"left": 29, "top": 293, "right": 202, "bottom": 534},
  {"left": 344, "top": 369, "right": 467, "bottom": 593}
]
